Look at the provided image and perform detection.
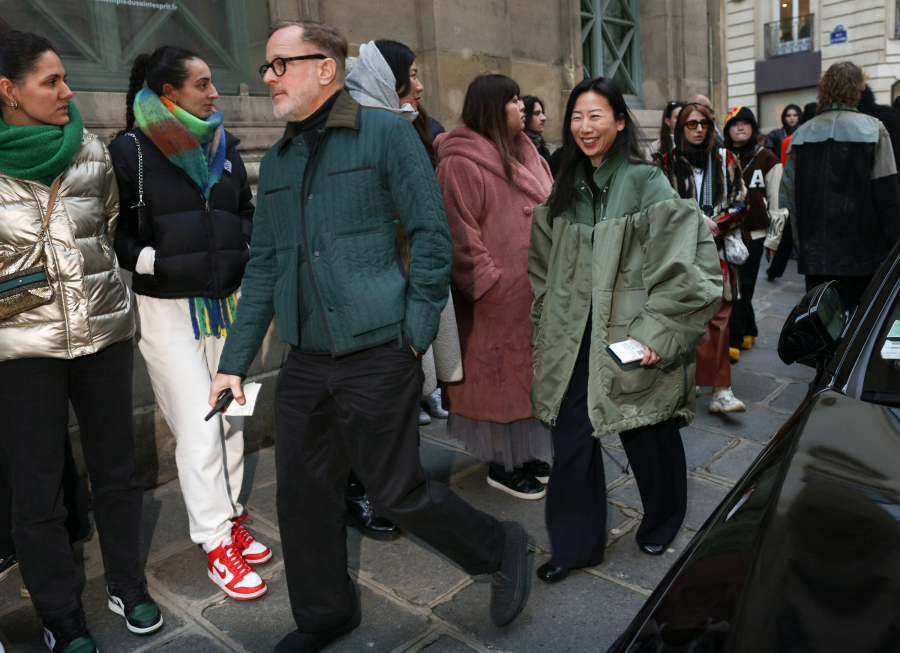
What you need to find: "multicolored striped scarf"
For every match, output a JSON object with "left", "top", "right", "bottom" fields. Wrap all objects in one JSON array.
[
  {"left": 134, "top": 88, "right": 237, "bottom": 338},
  {"left": 133, "top": 87, "right": 225, "bottom": 200},
  {"left": 190, "top": 295, "right": 236, "bottom": 339}
]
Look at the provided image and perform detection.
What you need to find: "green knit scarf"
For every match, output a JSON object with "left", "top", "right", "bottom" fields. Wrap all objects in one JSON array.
[{"left": 0, "top": 101, "right": 84, "bottom": 186}]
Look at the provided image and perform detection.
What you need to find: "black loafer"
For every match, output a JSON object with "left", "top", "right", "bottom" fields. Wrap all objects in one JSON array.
[
  {"left": 274, "top": 603, "right": 362, "bottom": 653},
  {"left": 345, "top": 494, "right": 401, "bottom": 542},
  {"left": 639, "top": 543, "right": 667, "bottom": 556},
  {"left": 536, "top": 562, "right": 569, "bottom": 583},
  {"left": 490, "top": 521, "right": 531, "bottom": 627}
]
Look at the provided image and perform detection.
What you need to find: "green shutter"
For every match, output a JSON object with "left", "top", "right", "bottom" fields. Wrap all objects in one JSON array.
[{"left": 581, "top": 0, "right": 643, "bottom": 108}]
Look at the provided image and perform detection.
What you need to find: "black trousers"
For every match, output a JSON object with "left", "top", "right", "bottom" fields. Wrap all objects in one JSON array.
[
  {"left": 766, "top": 220, "right": 794, "bottom": 280},
  {"left": 0, "top": 339, "right": 144, "bottom": 619},
  {"left": 545, "top": 323, "right": 687, "bottom": 569},
  {"left": 730, "top": 237, "right": 766, "bottom": 347},
  {"left": 275, "top": 343, "right": 503, "bottom": 633},
  {"left": 0, "top": 438, "right": 91, "bottom": 560},
  {"left": 805, "top": 274, "right": 873, "bottom": 312}
]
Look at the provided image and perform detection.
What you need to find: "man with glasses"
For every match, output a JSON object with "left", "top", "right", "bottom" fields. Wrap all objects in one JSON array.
[{"left": 210, "top": 20, "right": 529, "bottom": 653}]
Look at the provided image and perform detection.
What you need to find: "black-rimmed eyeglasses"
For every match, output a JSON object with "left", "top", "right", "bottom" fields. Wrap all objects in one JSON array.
[{"left": 259, "top": 54, "right": 327, "bottom": 79}]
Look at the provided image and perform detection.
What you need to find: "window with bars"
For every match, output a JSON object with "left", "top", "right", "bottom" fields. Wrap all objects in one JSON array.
[
  {"left": 0, "top": 0, "right": 270, "bottom": 95},
  {"left": 581, "top": 0, "right": 643, "bottom": 106}
]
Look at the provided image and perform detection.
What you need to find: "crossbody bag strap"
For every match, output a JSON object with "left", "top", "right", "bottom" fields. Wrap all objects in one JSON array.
[{"left": 40, "top": 177, "right": 62, "bottom": 233}]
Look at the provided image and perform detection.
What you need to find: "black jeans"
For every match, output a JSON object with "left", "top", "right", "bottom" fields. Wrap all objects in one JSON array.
[
  {"left": 275, "top": 343, "right": 503, "bottom": 633},
  {"left": 545, "top": 322, "right": 687, "bottom": 569},
  {"left": 805, "top": 274, "right": 873, "bottom": 312},
  {"left": 730, "top": 237, "right": 766, "bottom": 347},
  {"left": 0, "top": 438, "right": 91, "bottom": 560},
  {"left": 766, "top": 220, "right": 794, "bottom": 279},
  {"left": 0, "top": 339, "right": 144, "bottom": 619}
]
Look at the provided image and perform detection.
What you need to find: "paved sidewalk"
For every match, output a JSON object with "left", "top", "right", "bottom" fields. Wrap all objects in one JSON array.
[{"left": 0, "top": 262, "right": 814, "bottom": 653}]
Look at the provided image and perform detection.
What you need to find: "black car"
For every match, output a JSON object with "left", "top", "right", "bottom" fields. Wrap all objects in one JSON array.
[{"left": 607, "top": 245, "right": 900, "bottom": 653}]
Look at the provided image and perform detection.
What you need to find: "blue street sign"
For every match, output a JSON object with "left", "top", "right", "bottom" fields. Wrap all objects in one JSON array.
[{"left": 831, "top": 24, "right": 848, "bottom": 45}]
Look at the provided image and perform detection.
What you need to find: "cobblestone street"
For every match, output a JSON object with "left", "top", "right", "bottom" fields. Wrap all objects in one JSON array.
[{"left": 0, "top": 262, "right": 815, "bottom": 653}]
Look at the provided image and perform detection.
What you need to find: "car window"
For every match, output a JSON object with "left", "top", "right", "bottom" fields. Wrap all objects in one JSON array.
[{"left": 862, "top": 292, "right": 900, "bottom": 403}]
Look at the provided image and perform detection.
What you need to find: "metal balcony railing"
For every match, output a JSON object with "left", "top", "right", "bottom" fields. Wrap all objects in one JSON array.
[{"left": 764, "top": 14, "right": 815, "bottom": 58}]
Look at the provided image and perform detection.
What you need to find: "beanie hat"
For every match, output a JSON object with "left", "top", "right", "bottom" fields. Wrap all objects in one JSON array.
[{"left": 724, "top": 105, "right": 758, "bottom": 132}]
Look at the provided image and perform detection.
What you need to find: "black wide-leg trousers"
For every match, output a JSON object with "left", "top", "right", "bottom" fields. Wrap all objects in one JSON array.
[
  {"left": 274, "top": 343, "right": 504, "bottom": 633},
  {"left": 0, "top": 339, "right": 144, "bottom": 619},
  {"left": 545, "top": 323, "right": 687, "bottom": 569}
]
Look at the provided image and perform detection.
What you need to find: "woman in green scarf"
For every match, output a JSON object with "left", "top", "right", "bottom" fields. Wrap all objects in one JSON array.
[
  {"left": 0, "top": 32, "right": 162, "bottom": 653},
  {"left": 107, "top": 46, "right": 267, "bottom": 603}
]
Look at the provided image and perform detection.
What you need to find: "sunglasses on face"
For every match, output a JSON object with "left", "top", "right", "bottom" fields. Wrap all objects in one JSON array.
[
  {"left": 259, "top": 54, "right": 327, "bottom": 79},
  {"left": 685, "top": 119, "right": 712, "bottom": 130}
]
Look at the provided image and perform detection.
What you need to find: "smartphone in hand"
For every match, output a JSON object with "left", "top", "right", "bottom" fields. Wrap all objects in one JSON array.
[{"left": 205, "top": 388, "right": 234, "bottom": 421}]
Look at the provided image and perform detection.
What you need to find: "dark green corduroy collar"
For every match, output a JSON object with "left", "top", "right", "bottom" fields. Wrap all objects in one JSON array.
[{"left": 278, "top": 89, "right": 361, "bottom": 153}]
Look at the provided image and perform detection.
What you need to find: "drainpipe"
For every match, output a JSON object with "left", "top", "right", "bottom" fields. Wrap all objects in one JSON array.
[{"left": 708, "top": 3, "right": 714, "bottom": 99}]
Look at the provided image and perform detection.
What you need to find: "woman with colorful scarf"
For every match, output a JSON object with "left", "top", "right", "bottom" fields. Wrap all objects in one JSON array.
[
  {"left": 108, "top": 47, "right": 269, "bottom": 602},
  {"left": 661, "top": 102, "right": 750, "bottom": 414},
  {"left": 0, "top": 32, "right": 162, "bottom": 652}
]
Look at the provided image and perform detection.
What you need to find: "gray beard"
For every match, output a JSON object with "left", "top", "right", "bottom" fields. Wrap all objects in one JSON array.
[{"left": 272, "top": 88, "right": 319, "bottom": 122}]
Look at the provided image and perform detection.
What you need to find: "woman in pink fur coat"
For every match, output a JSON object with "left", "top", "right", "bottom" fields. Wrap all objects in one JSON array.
[{"left": 435, "top": 74, "right": 553, "bottom": 500}]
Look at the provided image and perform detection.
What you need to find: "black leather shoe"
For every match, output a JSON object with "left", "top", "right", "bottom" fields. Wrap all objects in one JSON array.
[
  {"left": 639, "top": 543, "right": 667, "bottom": 556},
  {"left": 345, "top": 494, "right": 401, "bottom": 542},
  {"left": 490, "top": 521, "right": 531, "bottom": 627},
  {"left": 274, "top": 604, "right": 362, "bottom": 653},
  {"left": 487, "top": 467, "right": 546, "bottom": 500},
  {"left": 536, "top": 562, "right": 569, "bottom": 583}
]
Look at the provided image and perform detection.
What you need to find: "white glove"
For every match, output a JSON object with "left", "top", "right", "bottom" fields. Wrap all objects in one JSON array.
[{"left": 135, "top": 247, "right": 156, "bottom": 275}]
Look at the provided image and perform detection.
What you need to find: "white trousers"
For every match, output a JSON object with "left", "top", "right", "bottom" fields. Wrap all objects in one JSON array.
[{"left": 136, "top": 293, "right": 244, "bottom": 551}]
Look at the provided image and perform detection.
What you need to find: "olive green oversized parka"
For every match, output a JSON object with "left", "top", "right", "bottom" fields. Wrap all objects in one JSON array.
[{"left": 528, "top": 154, "right": 723, "bottom": 437}]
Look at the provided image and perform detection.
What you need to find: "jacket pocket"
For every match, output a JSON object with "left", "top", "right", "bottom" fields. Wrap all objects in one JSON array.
[
  {"left": 608, "top": 325, "right": 660, "bottom": 396},
  {"left": 327, "top": 165, "right": 375, "bottom": 176},
  {"left": 264, "top": 186, "right": 291, "bottom": 195}
]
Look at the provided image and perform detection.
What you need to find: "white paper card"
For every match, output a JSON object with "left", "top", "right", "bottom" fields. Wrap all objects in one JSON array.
[
  {"left": 881, "top": 341, "right": 900, "bottom": 360},
  {"left": 609, "top": 339, "right": 646, "bottom": 364},
  {"left": 889, "top": 320, "right": 900, "bottom": 338},
  {"left": 224, "top": 382, "right": 261, "bottom": 416}
]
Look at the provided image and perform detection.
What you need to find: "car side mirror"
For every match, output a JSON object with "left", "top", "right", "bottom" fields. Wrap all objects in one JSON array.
[{"left": 778, "top": 281, "right": 846, "bottom": 368}]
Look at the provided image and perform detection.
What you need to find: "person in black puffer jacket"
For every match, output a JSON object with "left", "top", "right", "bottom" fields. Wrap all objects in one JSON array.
[{"left": 108, "top": 46, "right": 272, "bottom": 601}]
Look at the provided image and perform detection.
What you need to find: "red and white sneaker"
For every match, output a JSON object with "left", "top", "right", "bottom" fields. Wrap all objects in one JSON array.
[
  {"left": 232, "top": 515, "right": 273, "bottom": 565},
  {"left": 207, "top": 536, "right": 267, "bottom": 600}
]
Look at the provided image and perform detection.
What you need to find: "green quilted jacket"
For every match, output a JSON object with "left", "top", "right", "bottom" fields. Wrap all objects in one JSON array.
[
  {"left": 218, "top": 91, "right": 451, "bottom": 375},
  {"left": 528, "top": 155, "right": 722, "bottom": 436}
]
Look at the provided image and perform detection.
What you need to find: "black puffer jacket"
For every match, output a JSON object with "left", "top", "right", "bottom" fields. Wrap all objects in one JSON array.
[{"left": 108, "top": 129, "right": 254, "bottom": 299}]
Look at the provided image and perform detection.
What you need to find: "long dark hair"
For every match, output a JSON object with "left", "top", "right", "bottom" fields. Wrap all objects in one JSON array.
[
  {"left": 549, "top": 77, "right": 649, "bottom": 219},
  {"left": 373, "top": 39, "right": 437, "bottom": 167},
  {"left": 0, "top": 31, "right": 56, "bottom": 97},
  {"left": 117, "top": 46, "right": 199, "bottom": 137},
  {"left": 462, "top": 74, "right": 523, "bottom": 183},
  {"left": 522, "top": 95, "right": 545, "bottom": 132},
  {"left": 658, "top": 101, "right": 684, "bottom": 149}
]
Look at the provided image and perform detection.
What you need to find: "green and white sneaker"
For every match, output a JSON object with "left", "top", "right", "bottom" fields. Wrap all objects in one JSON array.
[
  {"left": 107, "top": 585, "right": 163, "bottom": 635},
  {"left": 42, "top": 611, "right": 98, "bottom": 653}
]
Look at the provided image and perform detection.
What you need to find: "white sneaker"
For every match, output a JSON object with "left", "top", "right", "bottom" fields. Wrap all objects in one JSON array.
[
  {"left": 419, "top": 408, "right": 431, "bottom": 425},
  {"left": 709, "top": 387, "right": 746, "bottom": 413},
  {"left": 20, "top": 584, "right": 29, "bottom": 599},
  {"left": 422, "top": 389, "right": 449, "bottom": 419},
  {"left": 207, "top": 536, "right": 267, "bottom": 600}
]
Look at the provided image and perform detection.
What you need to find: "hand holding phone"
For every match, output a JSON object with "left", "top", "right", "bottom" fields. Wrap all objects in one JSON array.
[{"left": 205, "top": 389, "right": 234, "bottom": 421}]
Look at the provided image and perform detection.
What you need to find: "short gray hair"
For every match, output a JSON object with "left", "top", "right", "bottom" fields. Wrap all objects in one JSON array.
[{"left": 268, "top": 20, "right": 348, "bottom": 81}]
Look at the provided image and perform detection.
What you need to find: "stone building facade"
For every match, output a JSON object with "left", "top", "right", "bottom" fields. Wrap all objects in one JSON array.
[
  {"left": 2, "top": 0, "right": 725, "bottom": 487},
  {"left": 726, "top": 0, "right": 900, "bottom": 133}
]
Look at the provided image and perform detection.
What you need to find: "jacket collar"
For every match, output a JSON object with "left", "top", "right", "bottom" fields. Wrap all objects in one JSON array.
[{"left": 278, "top": 90, "right": 361, "bottom": 153}]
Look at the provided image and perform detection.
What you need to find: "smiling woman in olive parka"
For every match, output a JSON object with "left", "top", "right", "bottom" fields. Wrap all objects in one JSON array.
[{"left": 527, "top": 77, "right": 722, "bottom": 583}]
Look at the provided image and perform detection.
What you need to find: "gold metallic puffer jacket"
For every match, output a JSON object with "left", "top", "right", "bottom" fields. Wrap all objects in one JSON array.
[{"left": 0, "top": 130, "right": 134, "bottom": 361}]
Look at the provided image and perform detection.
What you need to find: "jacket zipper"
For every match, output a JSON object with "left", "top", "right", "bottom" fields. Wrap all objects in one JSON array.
[
  {"left": 599, "top": 185, "right": 609, "bottom": 222},
  {"left": 203, "top": 197, "right": 221, "bottom": 294},
  {"left": 299, "top": 133, "right": 337, "bottom": 354}
]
